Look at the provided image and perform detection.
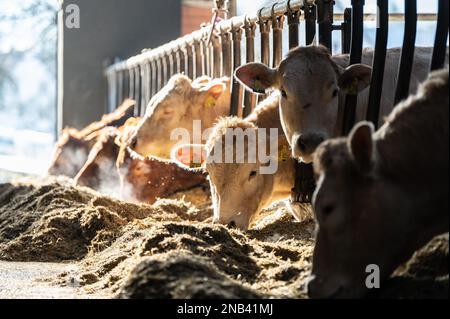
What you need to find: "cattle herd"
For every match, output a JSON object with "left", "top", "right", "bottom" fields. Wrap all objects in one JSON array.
[{"left": 48, "top": 45, "right": 449, "bottom": 298}]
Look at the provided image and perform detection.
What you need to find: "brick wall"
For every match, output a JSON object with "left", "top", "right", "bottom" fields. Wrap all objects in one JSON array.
[{"left": 181, "top": 0, "right": 213, "bottom": 35}]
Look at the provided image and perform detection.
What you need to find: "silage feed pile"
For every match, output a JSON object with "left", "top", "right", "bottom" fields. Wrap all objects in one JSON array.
[{"left": 0, "top": 177, "right": 448, "bottom": 299}]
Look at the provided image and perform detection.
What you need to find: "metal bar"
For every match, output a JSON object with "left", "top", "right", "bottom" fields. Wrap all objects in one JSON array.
[
  {"left": 272, "top": 5, "right": 285, "bottom": 67},
  {"left": 316, "top": 0, "right": 334, "bottom": 51},
  {"left": 243, "top": 18, "right": 257, "bottom": 117},
  {"left": 304, "top": 3, "right": 316, "bottom": 45},
  {"left": 156, "top": 57, "right": 163, "bottom": 92},
  {"left": 202, "top": 38, "right": 211, "bottom": 77},
  {"left": 140, "top": 63, "right": 147, "bottom": 116},
  {"left": 431, "top": 0, "right": 449, "bottom": 71},
  {"left": 163, "top": 53, "right": 170, "bottom": 86},
  {"left": 341, "top": 8, "right": 352, "bottom": 54},
  {"left": 178, "top": 46, "right": 186, "bottom": 75},
  {"left": 220, "top": 27, "right": 232, "bottom": 77},
  {"left": 194, "top": 40, "right": 204, "bottom": 78},
  {"left": 171, "top": 50, "right": 179, "bottom": 76},
  {"left": 143, "top": 61, "right": 151, "bottom": 113},
  {"left": 116, "top": 71, "right": 123, "bottom": 108},
  {"left": 229, "top": 23, "right": 242, "bottom": 116},
  {"left": 366, "top": 0, "right": 388, "bottom": 128},
  {"left": 112, "top": 72, "right": 118, "bottom": 111},
  {"left": 186, "top": 43, "right": 195, "bottom": 79},
  {"left": 150, "top": 59, "right": 157, "bottom": 98},
  {"left": 134, "top": 66, "right": 141, "bottom": 114},
  {"left": 211, "top": 34, "right": 221, "bottom": 78},
  {"left": 258, "top": 10, "right": 271, "bottom": 66},
  {"left": 341, "top": 0, "right": 365, "bottom": 136},
  {"left": 394, "top": 0, "right": 417, "bottom": 104},
  {"left": 287, "top": 0, "right": 301, "bottom": 49},
  {"left": 129, "top": 67, "right": 135, "bottom": 101}
]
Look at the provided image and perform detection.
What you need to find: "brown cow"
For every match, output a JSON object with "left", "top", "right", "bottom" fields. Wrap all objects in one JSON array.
[
  {"left": 117, "top": 145, "right": 207, "bottom": 204},
  {"left": 74, "top": 117, "right": 141, "bottom": 195},
  {"left": 308, "top": 69, "right": 449, "bottom": 298},
  {"left": 131, "top": 74, "right": 231, "bottom": 159},
  {"left": 48, "top": 99, "right": 135, "bottom": 177}
]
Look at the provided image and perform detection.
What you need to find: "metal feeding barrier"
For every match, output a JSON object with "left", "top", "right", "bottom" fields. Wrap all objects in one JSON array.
[{"left": 104, "top": 0, "right": 448, "bottom": 203}]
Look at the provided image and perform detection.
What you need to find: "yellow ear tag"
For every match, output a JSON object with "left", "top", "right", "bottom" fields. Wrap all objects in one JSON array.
[
  {"left": 346, "top": 78, "right": 359, "bottom": 95},
  {"left": 205, "top": 95, "right": 216, "bottom": 108},
  {"left": 253, "top": 80, "right": 265, "bottom": 94},
  {"left": 278, "top": 145, "right": 289, "bottom": 162}
]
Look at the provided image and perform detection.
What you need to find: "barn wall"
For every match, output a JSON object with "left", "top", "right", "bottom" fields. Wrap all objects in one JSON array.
[{"left": 58, "top": 0, "right": 181, "bottom": 132}]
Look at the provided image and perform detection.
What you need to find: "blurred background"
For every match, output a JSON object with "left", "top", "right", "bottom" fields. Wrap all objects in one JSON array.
[{"left": 0, "top": 0, "right": 444, "bottom": 182}]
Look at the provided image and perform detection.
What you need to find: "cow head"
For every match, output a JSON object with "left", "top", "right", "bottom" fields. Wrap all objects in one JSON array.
[
  {"left": 171, "top": 118, "right": 282, "bottom": 230},
  {"left": 308, "top": 122, "right": 415, "bottom": 298},
  {"left": 132, "top": 74, "right": 229, "bottom": 159},
  {"left": 235, "top": 45, "right": 372, "bottom": 163}
]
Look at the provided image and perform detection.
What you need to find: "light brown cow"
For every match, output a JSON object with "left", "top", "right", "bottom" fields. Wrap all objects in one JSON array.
[
  {"left": 117, "top": 145, "right": 207, "bottom": 204},
  {"left": 172, "top": 93, "right": 312, "bottom": 230},
  {"left": 235, "top": 46, "right": 446, "bottom": 163},
  {"left": 48, "top": 99, "right": 135, "bottom": 177},
  {"left": 131, "top": 74, "right": 231, "bottom": 159},
  {"left": 74, "top": 117, "right": 141, "bottom": 196},
  {"left": 308, "top": 69, "right": 449, "bottom": 298}
]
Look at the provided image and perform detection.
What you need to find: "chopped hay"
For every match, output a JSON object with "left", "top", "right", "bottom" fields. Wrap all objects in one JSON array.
[{"left": 0, "top": 178, "right": 448, "bottom": 298}]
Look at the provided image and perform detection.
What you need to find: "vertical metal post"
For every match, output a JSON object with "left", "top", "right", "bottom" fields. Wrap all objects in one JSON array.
[
  {"left": 150, "top": 59, "right": 157, "bottom": 98},
  {"left": 163, "top": 53, "right": 170, "bottom": 86},
  {"left": 316, "top": 0, "right": 334, "bottom": 51},
  {"left": 272, "top": 5, "right": 284, "bottom": 68},
  {"left": 341, "top": 0, "right": 365, "bottom": 136},
  {"left": 394, "top": 0, "right": 417, "bottom": 104},
  {"left": 258, "top": 10, "right": 271, "bottom": 66},
  {"left": 179, "top": 45, "right": 187, "bottom": 75},
  {"left": 220, "top": 27, "right": 232, "bottom": 77},
  {"left": 229, "top": 23, "right": 242, "bottom": 116},
  {"left": 431, "top": 0, "right": 449, "bottom": 71},
  {"left": 194, "top": 40, "right": 204, "bottom": 78},
  {"left": 156, "top": 56, "right": 163, "bottom": 92},
  {"left": 211, "top": 34, "right": 222, "bottom": 78},
  {"left": 114, "top": 71, "right": 123, "bottom": 108},
  {"left": 129, "top": 67, "right": 135, "bottom": 101},
  {"left": 243, "top": 18, "right": 257, "bottom": 117},
  {"left": 144, "top": 61, "right": 151, "bottom": 114},
  {"left": 171, "top": 49, "right": 179, "bottom": 76},
  {"left": 140, "top": 63, "right": 147, "bottom": 116},
  {"left": 134, "top": 65, "right": 141, "bottom": 114},
  {"left": 341, "top": 8, "right": 352, "bottom": 54},
  {"left": 366, "top": 0, "right": 388, "bottom": 127},
  {"left": 287, "top": 1, "right": 301, "bottom": 49},
  {"left": 201, "top": 33, "right": 211, "bottom": 77},
  {"left": 304, "top": 3, "right": 316, "bottom": 45},
  {"left": 186, "top": 43, "right": 195, "bottom": 79}
]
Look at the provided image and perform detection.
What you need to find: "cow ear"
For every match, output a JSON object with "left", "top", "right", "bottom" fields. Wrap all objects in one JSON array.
[
  {"left": 234, "top": 63, "right": 277, "bottom": 94},
  {"left": 338, "top": 64, "right": 372, "bottom": 95},
  {"left": 348, "top": 122, "right": 375, "bottom": 172},
  {"left": 199, "top": 82, "right": 226, "bottom": 108},
  {"left": 171, "top": 143, "right": 206, "bottom": 172}
]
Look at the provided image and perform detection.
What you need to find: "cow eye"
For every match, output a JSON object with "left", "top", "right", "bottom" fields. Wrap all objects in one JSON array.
[
  {"left": 249, "top": 170, "right": 257, "bottom": 179},
  {"left": 281, "top": 89, "right": 287, "bottom": 99},
  {"left": 303, "top": 103, "right": 312, "bottom": 109}
]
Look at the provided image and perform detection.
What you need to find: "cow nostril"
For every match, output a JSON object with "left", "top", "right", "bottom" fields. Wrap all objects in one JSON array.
[
  {"left": 298, "top": 138, "right": 307, "bottom": 152},
  {"left": 228, "top": 221, "right": 236, "bottom": 228},
  {"left": 323, "top": 204, "right": 334, "bottom": 216}
]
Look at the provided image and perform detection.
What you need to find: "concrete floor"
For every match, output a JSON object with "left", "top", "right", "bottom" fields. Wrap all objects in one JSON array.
[{"left": 0, "top": 261, "right": 103, "bottom": 299}]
